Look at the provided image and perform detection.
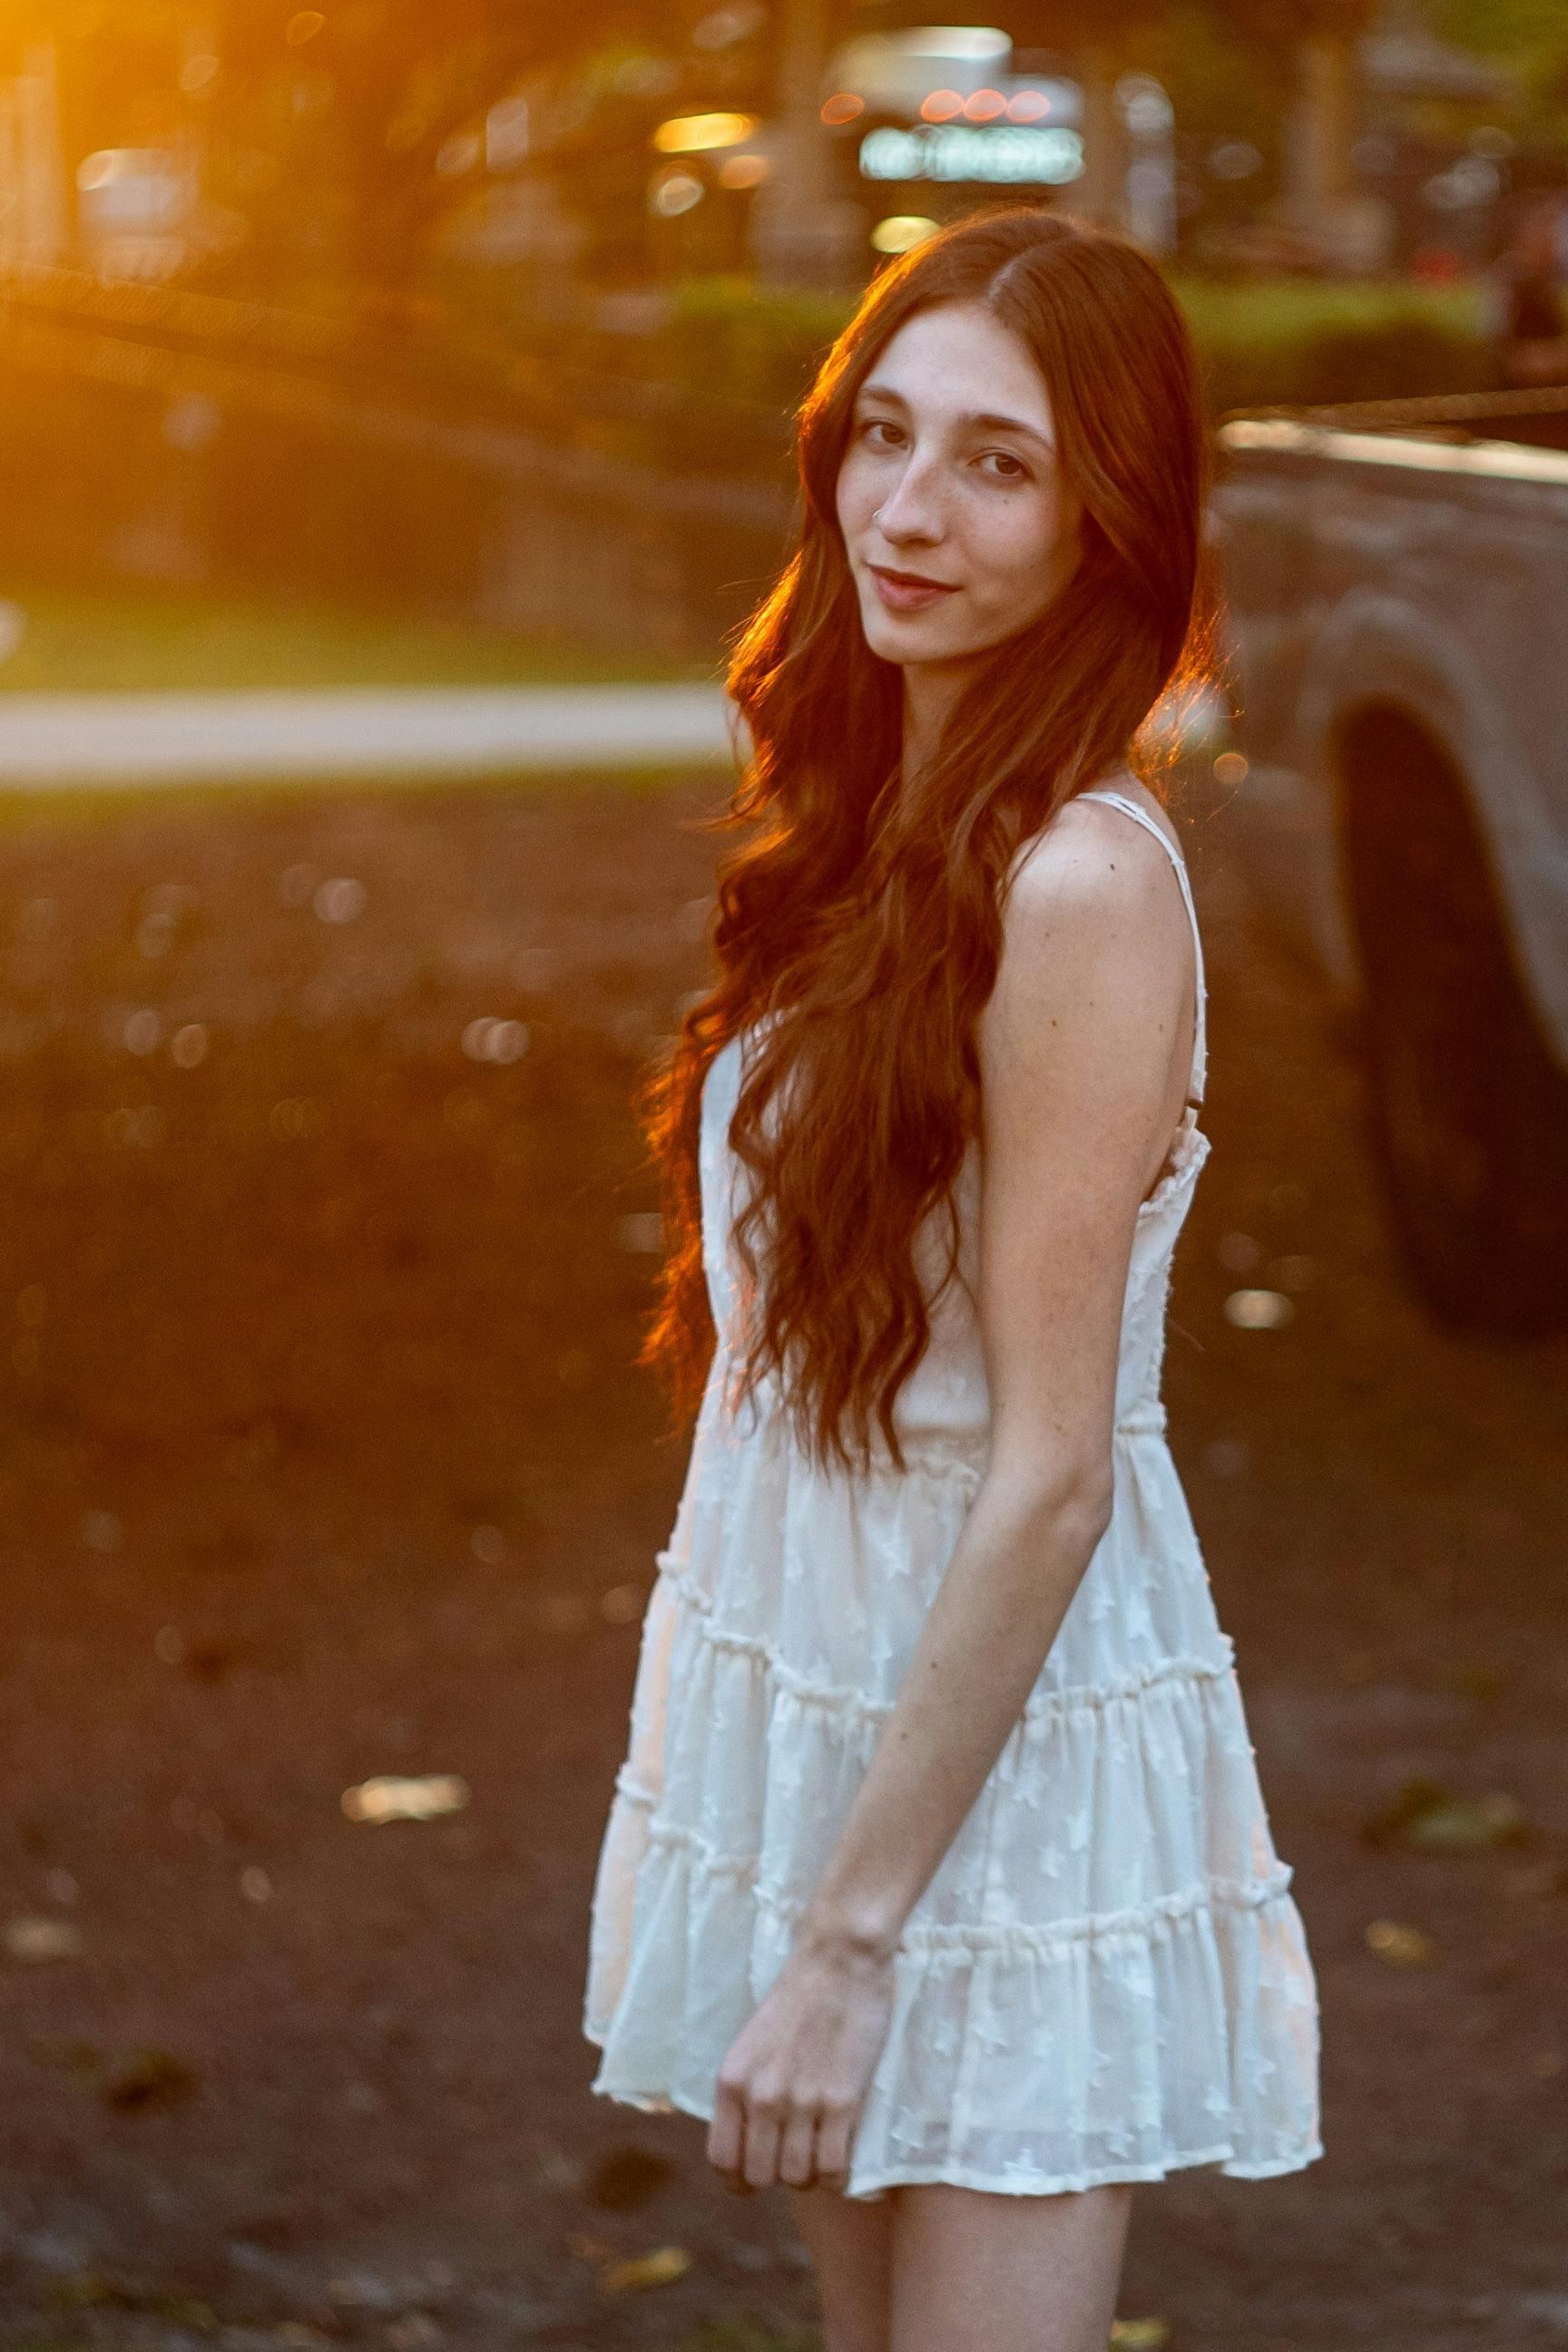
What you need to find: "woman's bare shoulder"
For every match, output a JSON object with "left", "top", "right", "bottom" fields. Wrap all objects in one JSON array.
[{"left": 1003, "top": 789, "right": 1185, "bottom": 943}]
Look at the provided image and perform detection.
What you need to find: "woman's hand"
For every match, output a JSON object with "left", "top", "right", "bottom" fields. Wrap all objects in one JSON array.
[{"left": 706, "top": 1928, "right": 896, "bottom": 2194}]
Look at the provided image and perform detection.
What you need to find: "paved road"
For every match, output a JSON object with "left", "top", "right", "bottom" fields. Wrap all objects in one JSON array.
[{"left": 0, "top": 683, "right": 738, "bottom": 784}]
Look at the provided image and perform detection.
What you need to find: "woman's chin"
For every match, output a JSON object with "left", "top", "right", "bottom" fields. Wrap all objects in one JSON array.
[{"left": 859, "top": 603, "right": 956, "bottom": 667}]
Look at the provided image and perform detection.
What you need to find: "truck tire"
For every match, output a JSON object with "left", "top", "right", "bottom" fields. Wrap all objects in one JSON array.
[{"left": 1340, "top": 710, "right": 1568, "bottom": 1337}]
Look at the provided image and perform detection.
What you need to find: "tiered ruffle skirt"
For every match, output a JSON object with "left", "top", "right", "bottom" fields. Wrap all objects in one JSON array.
[{"left": 583, "top": 1380, "right": 1322, "bottom": 2200}]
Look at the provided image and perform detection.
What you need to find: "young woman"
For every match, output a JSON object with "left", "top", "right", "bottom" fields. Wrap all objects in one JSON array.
[{"left": 583, "top": 206, "right": 1321, "bottom": 2352}]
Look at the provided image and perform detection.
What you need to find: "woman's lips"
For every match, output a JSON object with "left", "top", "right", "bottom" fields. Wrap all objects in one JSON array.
[{"left": 868, "top": 564, "right": 960, "bottom": 614}]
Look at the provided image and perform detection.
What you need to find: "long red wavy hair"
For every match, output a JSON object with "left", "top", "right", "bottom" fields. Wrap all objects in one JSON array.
[{"left": 637, "top": 205, "right": 1211, "bottom": 1477}]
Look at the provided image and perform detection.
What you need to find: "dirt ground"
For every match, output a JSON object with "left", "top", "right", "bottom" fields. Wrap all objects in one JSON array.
[{"left": 0, "top": 769, "right": 1563, "bottom": 2352}]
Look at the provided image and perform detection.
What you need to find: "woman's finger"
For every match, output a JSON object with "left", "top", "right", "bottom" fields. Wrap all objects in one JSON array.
[
  {"left": 776, "top": 2102, "right": 821, "bottom": 2190},
  {"left": 741, "top": 2094, "right": 784, "bottom": 2190},
  {"left": 707, "top": 2079, "right": 747, "bottom": 2185},
  {"left": 813, "top": 2102, "right": 856, "bottom": 2194}
]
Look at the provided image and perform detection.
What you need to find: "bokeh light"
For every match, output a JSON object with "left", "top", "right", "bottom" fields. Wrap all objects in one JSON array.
[
  {"left": 652, "top": 110, "right": 757, "bottom": 154},
  {"left": 870, "top": 214, "right": 938, "bottom": 255}
]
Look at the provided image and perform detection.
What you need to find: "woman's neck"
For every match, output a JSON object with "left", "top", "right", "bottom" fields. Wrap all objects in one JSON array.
[{"left": 899, "top": 660, "right": 973, "bottom": 794}]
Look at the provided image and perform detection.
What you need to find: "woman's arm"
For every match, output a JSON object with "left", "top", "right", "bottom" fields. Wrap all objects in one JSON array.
[
  {"left": 705, "top": 799, "right": 1197, "bottom": 2194},
  {"left": 799, "top": 800, "right": 1196, "bottom": 1959}
]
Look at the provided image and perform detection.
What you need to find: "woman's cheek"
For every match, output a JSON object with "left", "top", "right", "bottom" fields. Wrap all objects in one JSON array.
[
  {"left": 982, "top": 521, "right": 1045, "bottom": 598},
  {"left": 1008, "top": 496, "right": 1069, "bottom": 597},
  {"left": 836, "top": 454, "right": 869, "bottom": 530}
]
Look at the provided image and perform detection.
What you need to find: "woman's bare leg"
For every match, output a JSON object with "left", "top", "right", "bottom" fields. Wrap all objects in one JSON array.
[
  {"left": 785, "top": 2182, "right": 895, "bottom": 2352},
  {"left": 889, "top": 2181, "right": 1134, "bottom": 2352}
]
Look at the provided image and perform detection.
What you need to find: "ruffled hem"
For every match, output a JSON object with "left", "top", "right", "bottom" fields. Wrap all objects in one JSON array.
[
  {"left": 584, "top": 1814, "right": 1322, "bottom": 2204},
  {"left": 579, "top": 2046, "right": 1323, "bottom": 2201}
]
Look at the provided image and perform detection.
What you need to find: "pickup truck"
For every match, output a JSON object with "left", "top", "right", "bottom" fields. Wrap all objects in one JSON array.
[{"left": 1212, "top": 387, "right": 1568, "bottom": 1338}]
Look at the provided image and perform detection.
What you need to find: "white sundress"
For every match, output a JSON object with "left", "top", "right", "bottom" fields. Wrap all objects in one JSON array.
[{"left": 583, "top": 780, "right": 1323, "bottom": 2201}]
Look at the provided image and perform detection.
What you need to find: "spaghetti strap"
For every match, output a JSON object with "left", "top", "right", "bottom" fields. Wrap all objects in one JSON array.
[{"left": 1076, "top": 785, "right": 1208, "bottom": 1106}]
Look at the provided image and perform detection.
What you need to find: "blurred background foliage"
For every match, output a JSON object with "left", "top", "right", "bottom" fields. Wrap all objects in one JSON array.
[{"left": 0, "top": 0, "right": 1558, "bottom": 650}]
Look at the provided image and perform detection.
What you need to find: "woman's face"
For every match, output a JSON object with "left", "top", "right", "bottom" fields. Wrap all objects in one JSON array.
[{"left": 835, "top": 299, "right": 1083, "bottom": 680}]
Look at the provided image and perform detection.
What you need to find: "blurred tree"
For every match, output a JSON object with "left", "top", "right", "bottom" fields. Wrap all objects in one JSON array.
[
  {"left": 750, "top": 0, "right": 857, "bottom": 284},
  {"left": 1204, "top": 0, "right": 1376, "bottom": 250},
  {"left": 1141, "top": 1, "right": 1287, "bottom": 234},
  {"left": 208, "top": 3, "right": 823, "bottom": 298},
  {"left": 1001, "top": 0, "right": 1166, "bottom": 229},
  {"left": 0, "top": 2, "right": 710, "bottom": 296},
  {"left": 209, "top": 2, "right": 609, "bottom": 298}
]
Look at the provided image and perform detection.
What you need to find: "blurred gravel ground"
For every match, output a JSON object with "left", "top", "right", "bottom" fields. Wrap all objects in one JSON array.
[{"left": 0, "top": 772, "right": 1563, "bottom": 2352}]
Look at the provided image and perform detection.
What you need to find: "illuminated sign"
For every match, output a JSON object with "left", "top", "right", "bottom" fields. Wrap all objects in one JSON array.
[{"left": 859, "top": 122, "right": 1083, "bottom": 184}]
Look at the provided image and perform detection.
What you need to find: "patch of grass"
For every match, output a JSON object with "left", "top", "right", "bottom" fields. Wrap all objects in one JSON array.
[
  {"left": 0, "top": 761, "right": 732, "bottom": 837},
  {"left": 0, "top": 578, "right": 717, "bottom": 695},
  {"left": 1172, "top": 274, "right": 1482, "bottom": 345},
  {"left": 1174, "top": 275, "right": 1490, "bottom": 412},
  {"left": 662, "top": 274, "right": 852, "bottom": 415}
]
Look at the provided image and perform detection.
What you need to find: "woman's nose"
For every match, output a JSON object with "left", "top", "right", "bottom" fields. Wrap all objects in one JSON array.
[{"left": 874, "top": 459, "right": 943, "bottom": 543}]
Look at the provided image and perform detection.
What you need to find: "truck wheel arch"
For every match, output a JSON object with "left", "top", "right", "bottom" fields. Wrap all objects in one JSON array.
[
  {"left": 1327, "top": 700, "right": 1568, "bottom": 1335},
  {"left": 1300, "top": 591, "right": 1568, "bottom": 1053},
  {"left": 1329, "top": 701, "right": 1492, "bottom": 999}
]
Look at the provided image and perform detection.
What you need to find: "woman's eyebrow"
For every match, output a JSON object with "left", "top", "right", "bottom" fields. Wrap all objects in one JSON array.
[
  {"left": 855, "top": 381, "right": 1054, "bottom": 449},
  {"left": 965, "top": 408, "right": 1055, "bottom": 450}
]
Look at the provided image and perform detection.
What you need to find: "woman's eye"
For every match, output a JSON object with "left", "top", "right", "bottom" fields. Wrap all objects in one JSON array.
[
  {"left": 978, "top": 451, "right": 1029, "bottom": 481},
  {"left": 859, "top": 418, "right": 902, "bottom": 447}
]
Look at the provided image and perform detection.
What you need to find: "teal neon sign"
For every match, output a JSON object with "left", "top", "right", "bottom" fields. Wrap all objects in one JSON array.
[{"left": 858, "top": 123, "right": 1084, "bottom": 185}]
